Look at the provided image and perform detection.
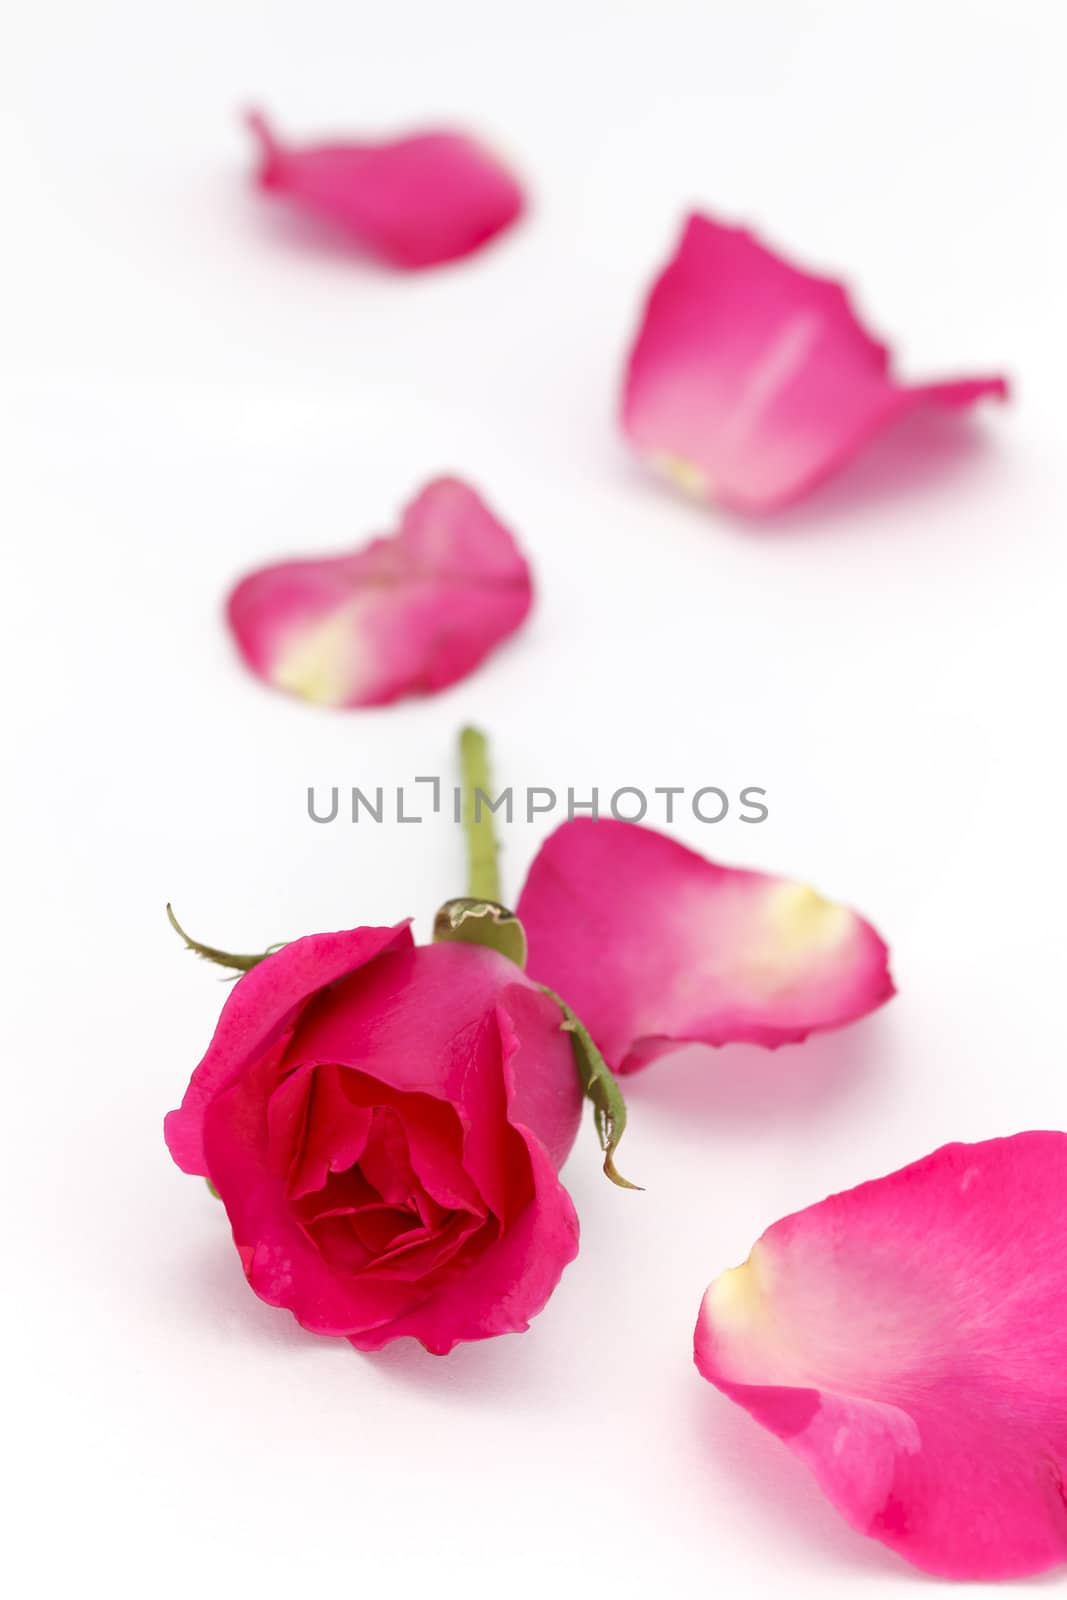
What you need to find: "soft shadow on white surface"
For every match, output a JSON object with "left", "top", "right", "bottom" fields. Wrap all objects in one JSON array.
[
  {"left": 621, "top": 411, "right": 1008, "bottom": 540},
  {"left": 239, "top": 190, "right": 397, "bottom": 273},
  {"left": 178, "top": 1236, "right": 324, "bottom": 1352},
  {"left": 693, "top": 1386, "right": 906, "bottom": 1580},
  {"left": 174, "top": 1225, "right": 584, "bottom": 1411},
  {"left": 621, "top": 1015, "right": 897, "bottom": 1130},
  {"left": 368, "top": 1325, "right": 570, "bottom": 1406},
  {"left": 234, "top": 178, "right": 529, "bottom": 280},
  {"left": 743, "top": 413, "right": 1010, "bottom": 537},
  {"left": 694, "top": 1386, "right": 1066, "bottom": 1590}
]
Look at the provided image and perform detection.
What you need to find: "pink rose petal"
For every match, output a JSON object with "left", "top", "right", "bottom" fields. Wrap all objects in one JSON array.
[
  {"left": 518, "top": 819, "right": 892, "bottom": 1073},
  {"left": 246, "top": 109, "right": 524, "bottom": 269},
  {"left": 164, "top": 921, "right": 413, "bottom": 1176},
  {"left": 694, "top": 1133, "right": 1067, "bottom": 1579},
  {"left": 348, "top": 994, "right": 580, "bottom": 1352},
  {"left": 622, "top": 213, "right": 1008, "bottom": 512},
  {"left": 227, "top": 477, "right": 533, "bottom": 709}
]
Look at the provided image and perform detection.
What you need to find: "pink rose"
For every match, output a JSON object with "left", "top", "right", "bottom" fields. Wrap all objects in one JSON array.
[{"left": 164, "top": 922, "right": 582, "bottom": 1354}]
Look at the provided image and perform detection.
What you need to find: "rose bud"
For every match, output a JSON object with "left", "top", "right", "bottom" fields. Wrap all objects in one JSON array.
[
  {"left": 165, "top": 731, "right": 634, "bottom": 1354},
  {"left": 165, "top": 925, "right": 583, "bottom": 1353}
]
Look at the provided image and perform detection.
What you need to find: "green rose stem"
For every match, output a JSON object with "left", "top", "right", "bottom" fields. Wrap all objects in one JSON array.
[
  {"left": 459, "top": 724, "right": 502, "bottom": 902},
  {"left": 436, "top": 725, "right": 639, "bottom": 1191},
  {"left": 433, "top": 726, "right": 528, "bottom": 968}
]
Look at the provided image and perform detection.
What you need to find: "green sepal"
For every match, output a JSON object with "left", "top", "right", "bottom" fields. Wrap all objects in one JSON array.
[
  {"left": 432, "top": 898, "right": 528, "bottom": 968},
  {"left": 167, "top": 903, "right": 286, "bottom": 976},
  {"left": 539, "top": 986, "right": 641, "bottom": 1190}
]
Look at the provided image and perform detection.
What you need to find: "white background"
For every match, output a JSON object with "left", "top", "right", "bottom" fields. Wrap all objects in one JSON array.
[{"left": 4, "top": 1, "right": 1065, "bottom": 1594}]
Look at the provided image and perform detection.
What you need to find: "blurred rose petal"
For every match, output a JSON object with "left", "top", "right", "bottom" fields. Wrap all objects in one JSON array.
[
  {"left": 246, "top": 109, "right": 524, "bottom": 269},
  {"left": 622, "top": 214, "right": 1008, "bottom": 512},
  {"left": 694, "top": 1132, "right": 1067, "bottom": 1579},
  {"left": 518, "top": 819, "right": 892, "bottom": 1073},
  {"left": 228, "top": 477, "right": 532, "bottom": 708}
]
